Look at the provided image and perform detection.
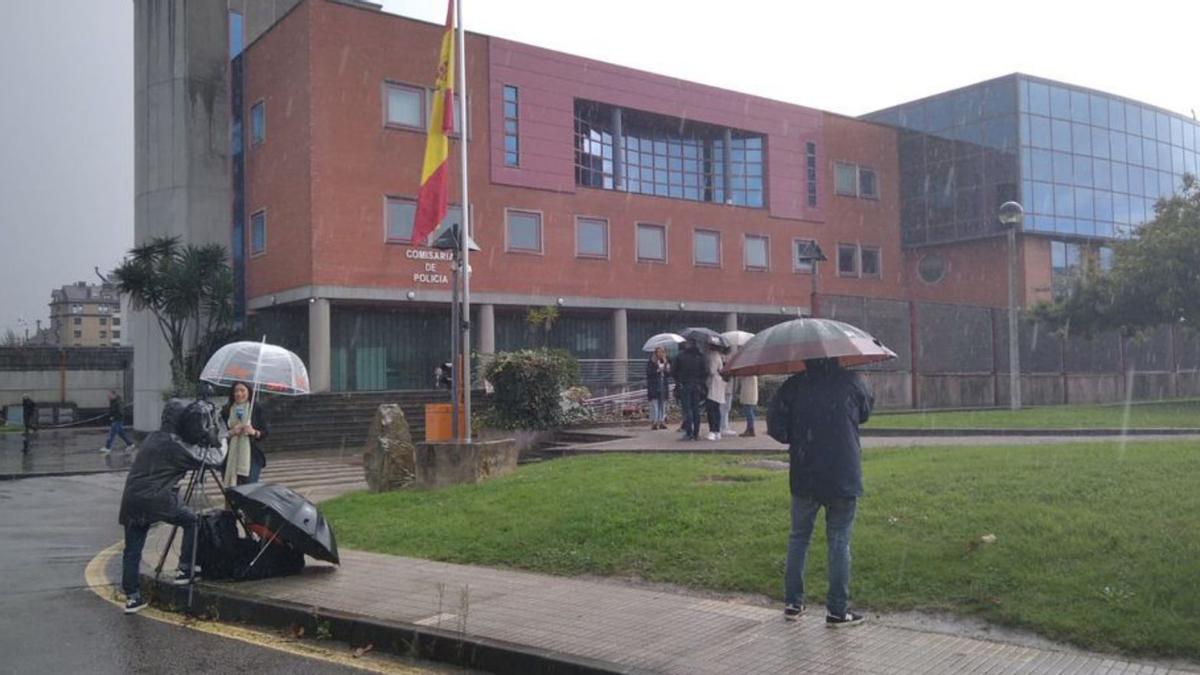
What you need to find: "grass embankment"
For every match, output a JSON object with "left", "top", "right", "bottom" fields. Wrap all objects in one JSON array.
[
  {"left": 867, "top": 399, "right": 1200, "bottom": 429},
  {"left": 324, "top": 442, "right": 1200, "bottom": 658}
]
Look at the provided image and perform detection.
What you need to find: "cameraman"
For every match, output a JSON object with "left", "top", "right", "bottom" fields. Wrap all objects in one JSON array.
[{"left": 117, "top": 398, "right": 225, "bottom": 614}]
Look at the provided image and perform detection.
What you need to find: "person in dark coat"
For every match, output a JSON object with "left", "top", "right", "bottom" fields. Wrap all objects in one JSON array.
[
  {"left": 671, "top": 340, "right": 708, "bottom": 441},
  {"left": 645, "top": 346, "right": 672, "bottom": 430},
  {"left": 21, "top": 395, "right": 37, "bottom": 435},
  {"left": 102, "top": 390, "right": 135, "bottom": 454},
  {"left": 767, "top": 357, "right": 873, "bottom": 628},
  {"left": 117, "top": 398, "right": 225, "bottom": 614},
  {"left": 220, "top": 381, "right": 269, "bottom": 485}
]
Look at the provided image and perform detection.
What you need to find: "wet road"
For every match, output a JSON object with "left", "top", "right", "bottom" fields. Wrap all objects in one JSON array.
[{"left": 0, "top": 472, "right": 446, "bottom": 675}]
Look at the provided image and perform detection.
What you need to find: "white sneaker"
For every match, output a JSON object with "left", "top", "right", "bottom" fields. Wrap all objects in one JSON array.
[
  {"left": 100, "top": 446, "right": 112, "bottom": 455},
  {"left": 125, "top": 444, "right": 137, "bottom": 453},
  {"left": 722, "top": 430, "right": 738, "bottom": 437},
  {"left": 706, "top": 432, "right": 719, "bottom": 441}
]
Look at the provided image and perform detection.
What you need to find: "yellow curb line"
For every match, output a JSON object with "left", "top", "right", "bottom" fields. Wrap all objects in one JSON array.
[{"left": 84, "top": 542, "right": 427, "bottom": 674}]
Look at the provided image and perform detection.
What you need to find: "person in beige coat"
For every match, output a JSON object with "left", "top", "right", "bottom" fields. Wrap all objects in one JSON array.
[{"left": 736, "top": 373, "right": 759, "bottom": 437}]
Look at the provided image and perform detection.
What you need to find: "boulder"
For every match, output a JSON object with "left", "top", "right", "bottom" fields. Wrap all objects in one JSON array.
[
  {"left": 415, "top": 439, "right": 519, "bottom": 489},
  {"left": 362, "top": 404, "right": 416, "bottom": 492}
]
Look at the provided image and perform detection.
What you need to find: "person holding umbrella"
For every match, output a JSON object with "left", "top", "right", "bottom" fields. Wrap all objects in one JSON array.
[
  {"left": 221, "top": 381, "right": 269, "bottom": 485},
  {"left": 703, "top": 345, "right": 727, "bottom": 441},
  {"left": 644, "top": 346, "right": 671, "bottom": 430},
  {"left": 671, "top": 339, "right": 707, "bottom": 441}
]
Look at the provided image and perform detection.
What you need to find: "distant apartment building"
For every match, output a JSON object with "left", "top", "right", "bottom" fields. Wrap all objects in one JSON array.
[{"left": 48, "top": 282, "right": 124, "bottom": 347}]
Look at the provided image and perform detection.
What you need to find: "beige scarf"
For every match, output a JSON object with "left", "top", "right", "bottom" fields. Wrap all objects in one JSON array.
[{"left": 224, "top": 403, "right": 252, "bottom": 485}]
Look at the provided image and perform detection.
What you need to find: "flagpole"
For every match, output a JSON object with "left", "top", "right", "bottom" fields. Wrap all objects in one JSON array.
[{"left": 456, "top": 0, "right": 472, "bottom": 443}]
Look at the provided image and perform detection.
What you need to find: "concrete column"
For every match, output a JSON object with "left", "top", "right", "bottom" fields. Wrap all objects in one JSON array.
[
  {"left": 724, "top": 312, "right": 738, "bottom": 333},
  {"left": 477, "top": 304, "right": 495, "bottom": 354},
  {"left": 612, "top": 308, "right": 628, "bottom": 385},
  {"left": 308, "top": 298, "right": 331, "bottom": 393}
]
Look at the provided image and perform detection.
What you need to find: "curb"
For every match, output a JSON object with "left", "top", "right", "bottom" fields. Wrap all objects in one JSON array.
[
  {"left": 0, "top": 468, "right": 127, "bottom": 481},
  {"left": 861, "top": 427, "right": 1200, "bottom": 437},
  {"left": 145, "top": 575, "right": 629, "bottom": 675}
]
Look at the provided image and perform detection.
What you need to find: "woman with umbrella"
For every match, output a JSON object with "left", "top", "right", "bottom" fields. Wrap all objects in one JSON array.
[
  {"left": 644, "top": 346, "right": 672, "bottom": 430},
  {"left": 221, "top": 381, "right": 269, "bottom": 485}
]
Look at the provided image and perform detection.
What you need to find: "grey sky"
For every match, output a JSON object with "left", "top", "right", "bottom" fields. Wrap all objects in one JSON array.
[{"left": 2, "top": 0, "right": 1196, "bottom": 337}]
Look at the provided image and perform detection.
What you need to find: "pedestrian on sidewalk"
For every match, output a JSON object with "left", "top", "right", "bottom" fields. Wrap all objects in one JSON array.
[
  {"left": 645, "top": 346, "right": 671, "bottom": 430},
  {"left": 21, "top": 394, "right": 37, "bottom": 435},
  {"left": 221, "top": 381, "right": 269, "bottom": 485},
  {"left": 703, "top": 346, "right": 727, "bottom": 441},
  {"left": 118, "top": 398, "right": 226, "bottom": 614},
  {"left": 101, "top": 390, "right": 135, "bottom": 454},
  {"left": 671, "top": 340, "right": 707, "bottom": 441},
  {"left": 736, "top": 372, "right": 759, "bottom": 437},
  {"left": 768, "top": 357, "right": 873, "bottom": 628}
]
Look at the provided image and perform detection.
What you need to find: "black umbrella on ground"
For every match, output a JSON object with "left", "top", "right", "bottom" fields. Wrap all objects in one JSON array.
[
  {"left": 225, "top": 482, "right": 340, "bottom": 565},
  {"left": 680, "top": 327, "right": 730, "bottom": 351}
]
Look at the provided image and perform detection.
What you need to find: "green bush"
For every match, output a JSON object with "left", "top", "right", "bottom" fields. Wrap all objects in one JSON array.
[{"left": 481, "top": 349, "right": 581, "bottom": 430}]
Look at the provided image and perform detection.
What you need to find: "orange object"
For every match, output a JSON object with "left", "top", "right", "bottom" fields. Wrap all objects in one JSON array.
[{"left": 424, "top": 403, "right": 465, "bottom": 442}]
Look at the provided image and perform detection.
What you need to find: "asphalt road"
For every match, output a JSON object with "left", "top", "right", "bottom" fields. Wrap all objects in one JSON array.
[{"left": 0, "top": 472, "right": 449, "bottom": 675}]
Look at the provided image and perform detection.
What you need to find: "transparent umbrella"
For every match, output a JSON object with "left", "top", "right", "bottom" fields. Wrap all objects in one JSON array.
[
  {"left": 720, "top": 330, "right": 755, "bottom": 347},
  {"left": 200, "top": 339, "right": 311, "bottom": 408},
  {"left": 642, "top": 332, "right": 685, "bottom": 352},
  {"left": 725, "top": 318, "right": 896, "bottom": 376}
]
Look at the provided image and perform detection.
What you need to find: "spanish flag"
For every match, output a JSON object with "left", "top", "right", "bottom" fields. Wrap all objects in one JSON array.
[{"left": 411, "top": 1, "right": 456, "bottom": 247}]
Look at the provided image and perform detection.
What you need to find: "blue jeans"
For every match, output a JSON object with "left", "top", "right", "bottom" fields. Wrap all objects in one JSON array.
[
  {"left": 106, "top": 421, "right": 134, "bottom": 450},
  {"left": 783, "top": 494, "right": 857, "bottom": 616},
  {"left": 122, "top": 510, "right": 197, "bottom": 599},
  {"left": 742, "top": 404, "right": 756, "bottom": 432},
  {"left": 679, "top": 385, "right": 704, "bottom": 439},
  {"left": 648, "top": 399, "right": 666, "bottom": 424}
]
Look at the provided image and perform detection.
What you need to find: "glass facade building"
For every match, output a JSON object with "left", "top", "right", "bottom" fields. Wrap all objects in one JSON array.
[{"left": 865, "top": 75, "right": 1200, "bottom": 246}]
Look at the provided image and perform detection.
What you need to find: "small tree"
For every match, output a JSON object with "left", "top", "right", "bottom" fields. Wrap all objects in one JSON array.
[
  {"left": 111, "top": 236, "right": 235, "bottom": 394},
  {"left": 1033, "top": 175, "right": 1200, "bottom": 337},
  {"left": 482, "top": 349, "right": 580, "bottom": 430},
  {"left": 1, "top": 329, "right": 21, "bottom": 347},
  {"left": 526, "top": 305, "right": 559, "bottom": 347}
]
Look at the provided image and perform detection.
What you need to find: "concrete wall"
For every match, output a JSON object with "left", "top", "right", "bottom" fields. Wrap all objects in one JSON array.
[{"left": 0, "top": 347, "right": 132, "bottom": 411}]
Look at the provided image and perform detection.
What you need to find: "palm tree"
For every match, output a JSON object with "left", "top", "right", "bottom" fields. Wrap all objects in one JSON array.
[{"left": 111, "top": 236, "right": 235, "bottom": 394}]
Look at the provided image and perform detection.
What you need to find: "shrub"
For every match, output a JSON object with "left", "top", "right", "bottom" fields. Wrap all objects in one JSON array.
[{"left": 481, "top": 349, "right": 581, "bottom": 430}]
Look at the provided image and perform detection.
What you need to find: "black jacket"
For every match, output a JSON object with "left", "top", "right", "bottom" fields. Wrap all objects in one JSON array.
[
  {"left": 220, "top": 401, "right": 269, "bottom": 470},
  {"left": 671, "top": 347, "right": 708, "bottom": 390},
  {"left": 108, "top": 396, "right": 123, "bottom": 424},
  {"left": 768, "top": 362, "right": 873, "bottom": 500},
  {"left": 645, "top": 357, "right": 671, "bottom": 401},
  {"left": 118, "top": 430, "right": 225, "bottom": 526},
  {"left": 22, "top": 397, "right": 35, "bottom": 419}
]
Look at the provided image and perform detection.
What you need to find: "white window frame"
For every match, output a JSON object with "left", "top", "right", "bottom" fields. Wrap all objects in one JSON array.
[
  {"left": 384, "top": 196, "right": 418, "bottom": 244},
  {"left": 837, "top": 242, "right": 859, "bottom": 277},
  {"left": 693, "top": 228, "right": 722, "bottom": 268},
  {"left": 574, "top": 216, "right": 609, "bottom": 259},
  {"left": 250, "top": 209, "right": 267, "bottom": 257},
  {"left": 744, "top": 234, "right": 770, "bottom": 271},
  {"left": 505, "top": 208, "right": 543, "bottom": 254},
  {"left": 636, "top": 223, "right": 668, "bottom": 264},
  {"left": 383, "top": 81, "right": 425, "bottom": 131},
  {"left": 793, "top": 238, "right": 818, "bottom": 274},
  {"left": 250, "top": 100, "right": 266, "bottom": 145},
  {"left": 834, "top": 162, "right": 858, "bottom": 196}
]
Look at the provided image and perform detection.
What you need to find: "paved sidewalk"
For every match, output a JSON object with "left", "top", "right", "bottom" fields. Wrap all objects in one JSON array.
[
  {"left": 130, "top": 535, "right": 1198, "bottom": 675},
  {"left": 554, "top": 424, "right": 1200, "bottom": 455},
  {"left": 0, "top": 427, "right": 134, "bottom": 478}
]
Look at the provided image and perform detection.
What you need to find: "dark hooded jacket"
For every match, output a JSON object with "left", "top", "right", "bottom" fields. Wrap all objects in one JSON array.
[
  {"left": 672, "top": 344, "right": 708, "bottom": 391},
  {"left": 767, "top": 359, "right": 874, "bottom": 500},
  {"left": 118, "top": 400, "right": 226, "bottom": 526}
]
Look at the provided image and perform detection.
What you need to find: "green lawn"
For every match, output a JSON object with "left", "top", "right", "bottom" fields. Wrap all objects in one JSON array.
[
  {"left": 867, "top": 399, "right": 1200, "bottom": 429},
  {"left": 323, "top": 443, "right": 1200, "bottom": 659}
]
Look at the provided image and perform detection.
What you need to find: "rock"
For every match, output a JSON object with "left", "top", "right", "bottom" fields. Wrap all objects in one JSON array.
[
  {"left": 415, "top": 439, "right": 519, "bottom": 489},
  {"left": 362, "top": 404, "right": 416, "bottom": 492}
]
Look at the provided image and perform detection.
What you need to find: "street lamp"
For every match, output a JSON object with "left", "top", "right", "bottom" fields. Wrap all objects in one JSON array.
[
  {"left": 795, "top": 241, "right": 827, "bottom": 318},
  {"left": 997, "top": 200, "right": 1024, "bottom": 411}
]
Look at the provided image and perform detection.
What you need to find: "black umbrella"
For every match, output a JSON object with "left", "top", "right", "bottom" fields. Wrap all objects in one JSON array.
[
  {"left": 681, "top": 327, "right": 730, "bottom": 351},
  {"left": 225, "top": 482, "right": 340, "bottom": 565}
]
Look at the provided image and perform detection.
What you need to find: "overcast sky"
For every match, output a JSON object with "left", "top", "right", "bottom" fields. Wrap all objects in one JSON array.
[{"left": 1, "top": 0, "right": 1197, "bottom": 337}]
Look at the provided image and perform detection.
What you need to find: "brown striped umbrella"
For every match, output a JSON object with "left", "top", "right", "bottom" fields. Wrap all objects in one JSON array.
[{"left": 724, "top": 318, "right": 896, "bottom": 376}]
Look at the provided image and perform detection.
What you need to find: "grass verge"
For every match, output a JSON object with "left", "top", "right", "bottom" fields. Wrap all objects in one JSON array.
[{"left": 867, "top": 399, "right": 1200, "bottom": 429}]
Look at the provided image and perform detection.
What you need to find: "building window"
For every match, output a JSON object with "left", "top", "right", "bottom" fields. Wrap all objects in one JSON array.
[
  {"left": 99, "top": 330, "right": 107, "bottom": 339},
  {"left": 386, "top": 197, "right": 462, "bottom": 246},
  {"left": 636, "top": 223, "right": 666, "bottom": 262},
  {"left": 112, "top": 330, "right": 121, "bottom": 339},
  {"left": 250, "top": 210, "right": 266, "bottom": 255},
  {"left": 835, "top": 163, "right": 857, "bottom": 196},
  {"left": 99, "top": 317, "right": 108, "bottom": 326},
  {"left": 1051, "top": 240, "right": 1084, "bottom": 300},
  {"left": 112, "top": 317, "right": 121, "bottom": 326},
  {"left": 793, "top": 238, "right": 818, "bottom": 273},
  {"left": 385, "top": 83, "right": 424, "bottom": 129},
  {"left": 228, "top": 11, "right": 245, "bottom": 59},
  {"left": 859, "top": 168, "right": 878, "bottom": 199},
  {"left": 693, "top": 230, "right": 721, "bottom": 267},
  {"left": 73, "top": 317, "right": 81, "bottom": 326},
  {"left": 744, "top": 235, "right": 769, "bottom": 270},
  {"left": 806, "top": 142, "right": 818, "bottom": 208},
  {"left": 506, "top": 209, "right": 542, "bottom": 253},
  {"left": 503, "top": 85, "right": 519, "bottom": 167},
  {"left": 73, "top": 330, "right": 82, "bottom": 338},
  {"left": 837, "top": 243, "right": 859, "bottom": 276},
  {"left": 250, "top": 101, "right": 265, "bottom": 144},
  {"left": 575, "top": 217, "right": 608, "bottom": 258},
  {"left": 860, "top": 246, "right": 881, "bottom": 278},
  {"left": 918, "top": 253, "right": 947, "bottom": 284},
  {"left": 98, "top": 304, "right": 110, "bottom": 314},
  {"left": 71, "top": 304, "right": 82, "bottom": 314}
]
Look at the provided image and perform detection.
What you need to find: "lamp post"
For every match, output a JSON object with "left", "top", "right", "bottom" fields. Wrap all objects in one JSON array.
[
  {"left": 998, "top": 201, "right": 1025, "bottom": 410},
  {"left": 795, "top": 241, "right": 827, "bottom": 318}
]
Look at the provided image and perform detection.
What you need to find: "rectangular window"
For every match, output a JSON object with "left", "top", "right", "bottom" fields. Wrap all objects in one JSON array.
[
  {"left": 250, "top": 101, "right": 265, "bottom": 144},
  {"left": 99, "top": 330, "right": 107, "bottom": 339},
  {"left": 73, "top": 317, "right": 81, "bottom": 326},
  {"left": 858, "top": 168, "right": 878, "bottom": 199},
  {"left": 805, "top": 142, "right": 818, "bottom": 208},
  {"left": 693, "top": 229, "right": 721, "bottom": 267},
  {"left": 228, "top": 11, "right": 244, "bottom": 59},
  {"left": 503, "top": 85, "right": 519, "bottom": 167},
  {"left": 99, "top": 317, "right": 108, "bottom": 326},
  {"left": 112, "top": 330, "right": 121, "bottom": 339},
  {"left": 71, "top": 304, "right": 82, "bottom": 314},
  {"left": 250, "top": 210, "right": 266, "bottom": 255},
  {"left": 860, "top": 246, "right": 881, "bottom": 278},
  {"left": 793, "top": 238, "right": 818, "bottom": 273},
  {"left": 744, "top": 235, "right": 769, "bottom": 270},
  {"left": 385, "top": 83, "right": 424, "bottom": 129},
  {"left": 837, "top": 243, "right": 859, "bottom": 276},
  {"left": 636, "top": 223, "right": 666, "bottom": 262},
  {"left": 73, "top": 330, "right": 82, "bottom": 338},
  {"left": 506, "top": 209, "right": 542, "bottom": 253},
  {"left": 386, "top": 197, "right": 417, "bottom": 243},
  {"left": 835, "top": 162, "right": 857, "bottom": 196},
  {"left": 575, "top": 217, "right": 608, "bottom": 258},
  {"left": 112, "top": 318, "right": 120, "bottom": 326}
]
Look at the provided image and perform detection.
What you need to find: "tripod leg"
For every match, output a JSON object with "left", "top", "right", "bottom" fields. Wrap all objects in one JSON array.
[{"left": 153, "top": 468, "right": 202, "bottom": 580}]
